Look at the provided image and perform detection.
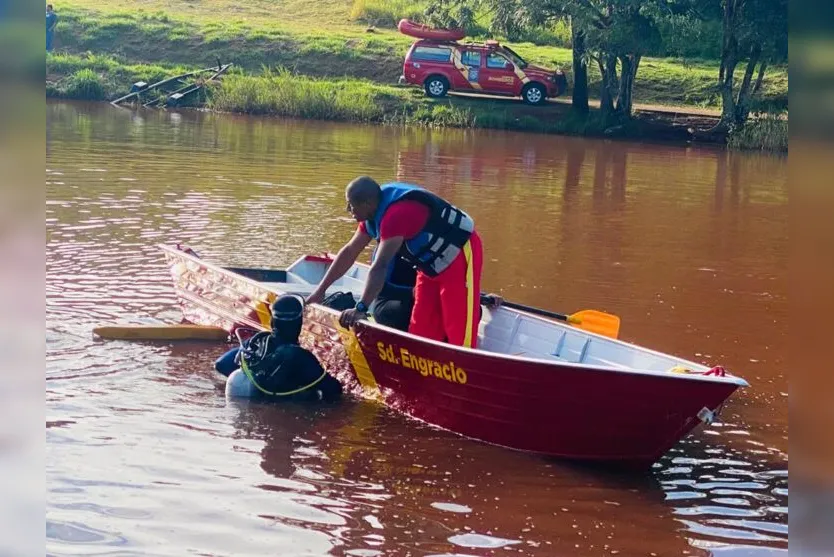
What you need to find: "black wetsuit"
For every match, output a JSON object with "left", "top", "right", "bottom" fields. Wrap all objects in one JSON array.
[{"left": 215, "top": 336, "right": 342, "bottom": 402}]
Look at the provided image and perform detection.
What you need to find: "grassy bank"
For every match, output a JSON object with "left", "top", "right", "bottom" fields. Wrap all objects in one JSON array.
[
  {"left": 46, "top": 53, "right": 198, "bottom": 102},
  {"left": 727, "top": 113, "right": 789, "bottom": 153},
  {"left": 52, "top": 1, "right": 787, "bottom": 111},
  {"left": 46, "top": 53, "right": 783, "bottom": 150},
  {"left": 209, "top": 68, "right": 618, "bottom": 135},
  {"left": 46, "top": 0, "right": 787, "bottom": 150},
  {"left": 45, "top": 52, "right": 698, "bottom": 144},
  {"left": 52, "top": 5, "right": 406, "bottom": 83}
]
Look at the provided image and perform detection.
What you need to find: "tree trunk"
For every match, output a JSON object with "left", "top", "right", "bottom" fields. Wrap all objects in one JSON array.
[
  {"left": 615, "top": 54, "right": 640, "bottom": 118},
  {"left": 719, "top": 57, "right": 738, "bottom": 128},
  {"left": 607, "top": 53, "right": 619, "bottom": 99},
  {"left": 596, "top": 57, "right": 614, "bottom": 118},
  {"left": 616, "top": 55, "right": 631, "bottom": 116},
  {"left": 734, "top": 44, "right": 761, "bottom": 126},
  {"left": 597, "top": 54, "right": 618, "bottom": 119},
  {"left": 717, "top": 0, "right": 740, "bottom": 129},
  {"left": 752, "top": 58, "right": 767, "bottom": 95},
  {"left": 571, "top": 24, "right": 589, "bottom": 114}
]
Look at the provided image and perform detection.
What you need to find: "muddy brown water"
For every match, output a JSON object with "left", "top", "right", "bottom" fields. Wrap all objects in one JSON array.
[{"left": 46, "top": 100, "right": 788, "bottom": 556}]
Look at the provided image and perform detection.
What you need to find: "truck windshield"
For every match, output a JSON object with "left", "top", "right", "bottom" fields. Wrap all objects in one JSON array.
[{"left": 501, "top": 46, "right": 528, "bottom": 69}]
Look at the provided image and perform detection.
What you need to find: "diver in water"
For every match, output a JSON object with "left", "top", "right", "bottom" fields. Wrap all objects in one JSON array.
[{"left": 215, "top": 294, "right": 342, "bottom": 402}]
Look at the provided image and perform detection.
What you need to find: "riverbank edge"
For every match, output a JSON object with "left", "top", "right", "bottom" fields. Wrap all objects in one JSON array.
[{"left": 46, "top": 55, "right": 787, "bottom": 153}]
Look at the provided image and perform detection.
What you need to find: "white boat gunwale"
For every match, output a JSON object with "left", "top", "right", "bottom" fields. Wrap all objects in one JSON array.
[{"left": 159, "top": 244, "right": 749, "bottom": 388}]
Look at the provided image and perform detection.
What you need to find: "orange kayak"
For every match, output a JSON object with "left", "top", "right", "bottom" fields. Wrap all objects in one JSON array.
[{"left": 397, "top": 18, "right": 466, "bottom": 41}]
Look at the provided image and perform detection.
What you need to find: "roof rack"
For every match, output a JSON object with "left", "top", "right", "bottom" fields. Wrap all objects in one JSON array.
[
  {"left": 415, "top": 38, "right": 461, "bottom": 45},
  {"left": 413, "top": 38, "right": 503, "bottom": 49}
]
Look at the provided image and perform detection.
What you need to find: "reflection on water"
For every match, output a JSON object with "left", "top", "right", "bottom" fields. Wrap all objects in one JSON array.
[{"left": 47, "top": 100, "right": 787, "bottom": 555}]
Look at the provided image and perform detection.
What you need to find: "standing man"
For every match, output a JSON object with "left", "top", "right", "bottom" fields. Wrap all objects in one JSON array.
[
  {"left": 306, "top": 176, "right": 484, "bottom": 349},
  {"left": 46, "top": 4, "right": 59, "bottom": 52}
]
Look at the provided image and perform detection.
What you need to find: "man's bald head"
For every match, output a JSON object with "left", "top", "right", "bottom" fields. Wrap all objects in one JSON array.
[
  {"left": 346, "top": 176, "right": 381, "bottom": 204},
  {"left": 345, "top": 176, "right": 381, "bottom": 221}
]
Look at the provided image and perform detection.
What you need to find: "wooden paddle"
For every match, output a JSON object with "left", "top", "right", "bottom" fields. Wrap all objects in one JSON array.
[
  {"left": 93, "top": 324, "right": 230, "bottom": 341},
  {"left": 480, "top": 294, "right": 621, "bottom": 339}
]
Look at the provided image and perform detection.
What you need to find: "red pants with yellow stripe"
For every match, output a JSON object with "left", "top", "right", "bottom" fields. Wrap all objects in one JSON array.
[{"left": 408, "top": 230, "right": 483, "bottom": 349}]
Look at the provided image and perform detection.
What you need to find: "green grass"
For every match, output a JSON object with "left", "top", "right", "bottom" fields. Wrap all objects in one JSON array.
[
  {"left": 61, "top": 0, "right": 356, "bottom": 30},
  {"left": 47, "top": 52, "right": 197, "bottom": 100},
  {"left": 727, "top": 112, "right": 789, "bottom": 153},
  {"left": 61, "top": 68, "right": 107, "bottom": 100},
  {"left": 209, "top": 71, "right": 624, "bottom": 135},
  {"left": 53, "top": 7, "right": 406, "bottom": 83},
  {"left": 350, "top": 0, "right": 429, "bottom": 27},
  {"left": 209, "top": 68, "right": 389, "bottom": 120}
]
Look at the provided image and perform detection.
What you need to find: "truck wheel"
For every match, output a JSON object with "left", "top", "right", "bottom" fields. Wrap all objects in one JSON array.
[
  {"left": 522, "top": 83, "right": 547, "bottom": 106},
  {"left": 425, "top": 76, "right": 449, "bottom": 98}
]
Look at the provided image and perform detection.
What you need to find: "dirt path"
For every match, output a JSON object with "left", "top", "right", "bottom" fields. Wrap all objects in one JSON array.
[{"left": 450, "top": 90, "right": 721, "bottom": 121}]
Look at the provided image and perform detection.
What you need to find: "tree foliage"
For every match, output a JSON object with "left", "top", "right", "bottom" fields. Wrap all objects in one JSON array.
[
  {"left": 427, "top": 0, "right": 665, "bottom": 120},
  {"left": 425, "top": 0, "right": 786, "bottom": 127},
  {"left": 715, "top": 0, "right": 788, "bottom": 128}
]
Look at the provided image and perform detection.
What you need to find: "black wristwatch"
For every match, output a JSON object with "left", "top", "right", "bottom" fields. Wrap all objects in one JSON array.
[{"left": 355, "top": 301, "right": 369, "bottom": 313}]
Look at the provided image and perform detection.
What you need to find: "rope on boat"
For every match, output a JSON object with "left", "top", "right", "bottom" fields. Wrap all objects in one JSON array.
[{"left": 669, "top": 365, "right": 728, "bottom": 377}]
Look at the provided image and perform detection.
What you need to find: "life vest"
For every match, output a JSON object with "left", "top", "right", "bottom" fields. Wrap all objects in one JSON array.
[{"left": 364, "top": 182, "right": 474, "bottom": 277}]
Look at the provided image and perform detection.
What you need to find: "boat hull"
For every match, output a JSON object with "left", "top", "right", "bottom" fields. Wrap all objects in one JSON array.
[
  {"left": 160, "top": 244, "right": 743, "bottom": 469},
  {"left": 397, "top": 18, "right": 466, "bottom": 41},
  {"left": 307, "top": 310, "right": 739, "bottom": 468},
  {"left": 163, "top": 244, "right": 282, "bottom": 333}
]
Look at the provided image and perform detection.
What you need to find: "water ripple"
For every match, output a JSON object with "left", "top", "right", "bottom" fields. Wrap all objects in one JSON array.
[
  {"left": 660, "top": 443, "right": 788, "bottom": 548},
  {"left": 46, "top": 520, "right": 128, "bottom": 546}
]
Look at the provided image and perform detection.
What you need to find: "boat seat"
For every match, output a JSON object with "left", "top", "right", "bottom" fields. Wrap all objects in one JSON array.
[
  {"left": 550, "top": 333, "right": 592, "bottom": 362},
  {"left": 486, "top": 311, "right": 619, "bottom": 366},
  {"left": 471, "top": 299, "right": 709, "bottom": 372}
]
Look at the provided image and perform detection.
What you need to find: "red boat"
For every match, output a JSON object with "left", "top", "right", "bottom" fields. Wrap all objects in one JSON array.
[
  {"left": 160, "top": 243, "right": 748, "bottom": 469},
  {"left": 397, "top": 18, "right": 466, "bottom": 41}
]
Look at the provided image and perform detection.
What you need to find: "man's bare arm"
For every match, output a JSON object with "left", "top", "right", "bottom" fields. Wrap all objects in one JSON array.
[
  {"left": 358, "top": 236, "right": 404, "bottom": 308},
  {"left": 307, "top": 228, "right": 371, "bottom": 304}
]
